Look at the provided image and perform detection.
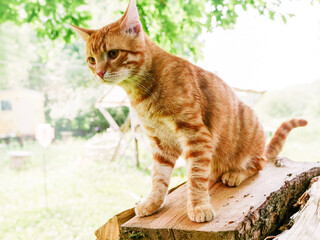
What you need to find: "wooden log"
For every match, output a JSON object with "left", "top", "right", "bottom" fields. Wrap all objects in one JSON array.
[
  {"left": 95, "top": 183, "right": 185, "bottom": 240},
  {"left": 95, "top": 208, "right": 135, "bottom": 240},
  {"left": 271, "top": 176, "right": 320, "bottom": 240},
  {"left": 95, "top": 159, "right": 320, "bottom": 240}
]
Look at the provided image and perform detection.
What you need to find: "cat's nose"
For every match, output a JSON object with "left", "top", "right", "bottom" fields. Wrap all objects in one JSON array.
[{"left": 97, "top": 71, "right": 106, "bottom": 79}]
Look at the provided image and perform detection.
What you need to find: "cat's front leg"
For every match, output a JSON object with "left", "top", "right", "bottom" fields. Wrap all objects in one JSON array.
[
  {"left": 177, "top": 122, "right": 215, "bottom": 222},
  {"left": 186, "top": 146, "right": 215, "bottom": 222},
  {"left": 135, "top": 151, "right": 178, "bottom": 217}
]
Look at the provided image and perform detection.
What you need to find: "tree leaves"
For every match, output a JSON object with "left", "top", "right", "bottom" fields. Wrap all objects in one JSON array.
[
  {"left": 133, "top": 0, "right": 292, "bottom": 60},
  {"left": 0, "top": 0, "right": 91, "bottom": 42},
  {"left": 0, "top": 0, "right": 297, "bottom": 61}
]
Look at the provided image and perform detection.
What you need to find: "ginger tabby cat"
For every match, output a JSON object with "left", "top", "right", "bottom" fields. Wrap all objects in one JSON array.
[{"left": 71, "top": 0, "right": 307, "bottom": 222}]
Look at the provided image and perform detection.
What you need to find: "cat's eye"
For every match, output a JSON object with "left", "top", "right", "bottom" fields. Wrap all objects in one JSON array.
[
  {"left": 108, "top": 50, "right": 119, "bottom": 59},
  {"left": 87, "top": 57, "right": 96, "bottom": 65}
]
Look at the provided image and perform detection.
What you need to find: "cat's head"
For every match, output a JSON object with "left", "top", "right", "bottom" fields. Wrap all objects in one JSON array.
[{"left": 71, "top": 0, "right": 146, "bottom": 84}]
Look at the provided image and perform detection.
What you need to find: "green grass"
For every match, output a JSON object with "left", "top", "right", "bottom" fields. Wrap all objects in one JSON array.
[{"left": 0, "top": 139, "right": 186, "bottom": 240}]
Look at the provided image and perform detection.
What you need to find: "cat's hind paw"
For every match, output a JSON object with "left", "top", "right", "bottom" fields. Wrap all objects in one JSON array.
[
  {"left": 135, "top": 199, "right": 162, "bottom": 217},
  {"left": 188, "top": 203, "right": 215, "bottom": 223},
  {"left": 222, "top": 171, "right": 247, "bottom": 187}
]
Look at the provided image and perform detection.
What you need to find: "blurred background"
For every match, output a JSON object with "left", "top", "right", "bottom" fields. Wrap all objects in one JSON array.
[{"left": 0, "top": 0, "right": 319, "bottom": 239}]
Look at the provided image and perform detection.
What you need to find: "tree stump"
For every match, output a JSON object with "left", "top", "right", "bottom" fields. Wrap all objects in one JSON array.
[{"left": 95, "top": 159, "right": 320, "bottom": 240}]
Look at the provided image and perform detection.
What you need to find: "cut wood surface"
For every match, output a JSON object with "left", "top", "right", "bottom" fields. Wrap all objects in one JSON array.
[{"left": 96, "top": 159, "right": 320, "bottom": 240}]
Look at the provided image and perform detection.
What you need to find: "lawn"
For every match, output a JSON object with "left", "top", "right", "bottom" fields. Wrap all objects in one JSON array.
[
  {"left": 0, "top": 124, "right": 319, "bottom": 240},
  {"left": 0, "top": 139, "right": 186, "bottom": 240}
]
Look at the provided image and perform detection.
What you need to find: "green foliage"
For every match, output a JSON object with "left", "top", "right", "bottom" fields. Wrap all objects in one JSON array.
[
  {"left": 1, "top": 0, "right": 294, "bottom": 61},
  {"left": 132, "top": 0, "right": 292, "bottom": 60},
  {"left": 0, "top": 0, "right": 91, "bottom": 42}
]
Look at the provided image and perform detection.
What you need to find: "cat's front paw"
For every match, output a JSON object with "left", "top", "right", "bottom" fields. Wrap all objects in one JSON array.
[
  {"left": 135, "top": 199, "right": 162, "bottom": 217},
  {"left": 188, "top": 203, "right": 215, "bottom": 223}
]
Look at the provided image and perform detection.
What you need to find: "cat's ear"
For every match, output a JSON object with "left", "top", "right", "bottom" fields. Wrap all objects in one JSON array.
[
  {"left": 120, "top": 0, "right": 142, "bottom": 35},
  {"left": 70, "top": 25, "right": 96, "bottom": 42}
]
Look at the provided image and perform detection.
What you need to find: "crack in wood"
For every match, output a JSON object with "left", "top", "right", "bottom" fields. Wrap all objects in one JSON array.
[{"left": 170, "top": 228, "right": 176, "bottom": 240}]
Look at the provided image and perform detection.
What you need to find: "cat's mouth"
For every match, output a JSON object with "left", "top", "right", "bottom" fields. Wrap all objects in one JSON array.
[
  {"left": 96, "top": 72, "right": 124, "bottom": 85},
  {"left": 100, "top": 71, "right": 129, "bottom": 85}
]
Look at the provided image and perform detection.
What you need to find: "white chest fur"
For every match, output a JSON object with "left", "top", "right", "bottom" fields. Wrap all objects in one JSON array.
[{"left": 132, "top": 101, "right": 181, "bottom": 151}]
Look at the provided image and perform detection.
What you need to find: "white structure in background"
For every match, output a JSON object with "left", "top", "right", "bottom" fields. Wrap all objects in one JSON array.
[{"left": 86, "top": 86, "right": 143, "bottom": 166}]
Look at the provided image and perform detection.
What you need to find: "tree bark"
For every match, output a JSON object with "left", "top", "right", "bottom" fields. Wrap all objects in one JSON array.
[{"left": 271, "top": 176, "right": 320, "bottom": 240}]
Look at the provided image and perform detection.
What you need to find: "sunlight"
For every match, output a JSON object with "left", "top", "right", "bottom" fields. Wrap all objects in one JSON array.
[{"left": 199, "top": 1, "right": 320, "bottom": 90}]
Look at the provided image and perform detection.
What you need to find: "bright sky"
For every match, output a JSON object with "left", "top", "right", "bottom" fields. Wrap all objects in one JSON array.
[{"left": 198, "top": 1, "right": 320, "bottom": 91}]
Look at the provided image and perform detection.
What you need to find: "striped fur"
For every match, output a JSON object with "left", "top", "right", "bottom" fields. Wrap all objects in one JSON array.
[
  {"left": 265, "top": 119, "right": 308, "bottom": 160},
  {"left": 72, "top": 0, "right": 307, "bottom": 223}
]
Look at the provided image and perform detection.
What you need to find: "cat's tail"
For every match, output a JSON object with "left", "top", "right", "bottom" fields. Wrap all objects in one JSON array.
[{"left": 264, "top": 118, "right": 308, "bottom": 160}]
